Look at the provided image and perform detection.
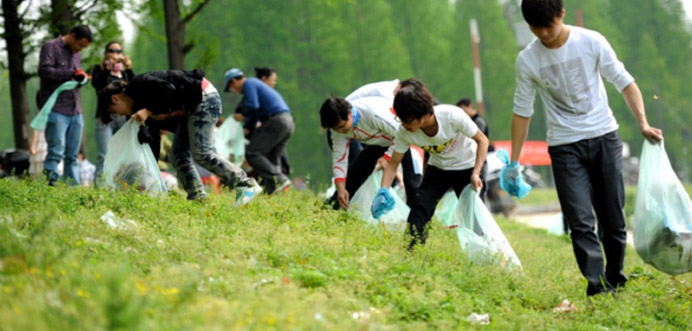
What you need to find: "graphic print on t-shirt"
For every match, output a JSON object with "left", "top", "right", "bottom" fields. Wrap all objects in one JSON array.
[
  {"left": 422, "top": 139, "right": 454, "bottom": 154},
  {"left": 539, "top": 57, "right": 590, "bottom": 116}
]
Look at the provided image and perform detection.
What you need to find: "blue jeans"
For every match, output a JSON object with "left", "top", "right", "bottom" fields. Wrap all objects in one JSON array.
[
  {"left": 44, "top": 112, "right": 83, "bottom": 185},
  {"left": 171, "top": 91, "right": 257, "bottom": 200},
  {"left": 94, "top": 115, "right": 127, "bottom": 179}
]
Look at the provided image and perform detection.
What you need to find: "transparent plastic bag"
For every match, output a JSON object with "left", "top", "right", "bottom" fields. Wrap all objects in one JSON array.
[
  {"left": 214, "top": 119, "right": 245, "bottom": 166},
  {"left": 453, "top": 185, "right": 522, "bottom": 270},
  {"left": 103, "top": 120, "right": 167, "bottom": 195},
  {"left": 348, "top": 170, "right": 409, "bottom": 232},
  {"left": 633, "top": 140, "right": 692, "bottom": 275},
  {"left": 434, "top": 190, "right": 458, "bottom": 228}
]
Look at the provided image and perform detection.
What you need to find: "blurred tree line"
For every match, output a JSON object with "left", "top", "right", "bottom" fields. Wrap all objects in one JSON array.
[{"left": 2, "top": 0, "right": 692, "bottom": 187}]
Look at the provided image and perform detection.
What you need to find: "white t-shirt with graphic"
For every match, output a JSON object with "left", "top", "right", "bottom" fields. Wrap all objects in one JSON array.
[
  {"left": 393, "top": 105, "right": 479, "bottom": 170},
  {"left": 513, "top": 26, "right": 634, "bottom": 146}
]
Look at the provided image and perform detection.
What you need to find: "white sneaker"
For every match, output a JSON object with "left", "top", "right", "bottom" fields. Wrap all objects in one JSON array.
[
  {"left": 235, "top": 185, "right": 263, "bottom": 206},
  {"left": 276, "top": 178, "right": 292, "bottom": 193}
]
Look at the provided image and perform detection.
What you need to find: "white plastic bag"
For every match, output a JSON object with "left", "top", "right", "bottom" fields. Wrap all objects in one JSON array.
[
  {"left": 453, "top": 185, "right": 522, "bottom": 270},
  {"left": 633, "top": 140, "right": 692, "bottom": 275},
  {"left": 349, "top": 170, "right": 409, "bottom": 232},
  {"left": 434, "top": 190, "right": 458, "bottom": 228},
  {"left": 214, "top": 118, "right": 245, "bottom": 166},
  {"left": 103, "top": 120, "right": 167, "bottom": 194}
]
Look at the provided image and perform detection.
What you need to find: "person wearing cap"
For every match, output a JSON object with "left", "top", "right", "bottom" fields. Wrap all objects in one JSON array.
[
  {"left": 37, "top": 25, "right": 93, "bottom": 186},
  {"left": 224, "top": 68, "right": 294, "bottom": 194}
]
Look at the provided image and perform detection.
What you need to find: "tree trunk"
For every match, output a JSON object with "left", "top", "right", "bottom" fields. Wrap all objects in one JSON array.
[
  {"left": 50, "top": 0, "right": 76, "bottom": 36},
  {"left": 2, "top": 0, "right": 31, "bottom": 150},
  {"left": 163, "top": 0, "right": 185, "bottom": 69}
]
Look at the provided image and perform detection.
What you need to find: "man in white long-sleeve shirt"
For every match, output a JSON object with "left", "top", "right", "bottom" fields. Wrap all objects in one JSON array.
[
  {"left": 510, "top": 0, "right": 663, "bottom": 296},
  {"left": 320, "top": 93, "right": 422, "bottom": 211}
]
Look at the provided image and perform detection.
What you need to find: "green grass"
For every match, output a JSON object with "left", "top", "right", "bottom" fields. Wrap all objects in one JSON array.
[{"left": 1, "top": 179, "right": 691, "bottom": 330}]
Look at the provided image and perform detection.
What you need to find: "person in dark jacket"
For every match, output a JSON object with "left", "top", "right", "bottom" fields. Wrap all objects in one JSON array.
[
  {"left": 103, "top": 70, "right": 262, "bottom": 205},
  {"left": 91, "top": 41, "right": 135, "bottom": 180}
]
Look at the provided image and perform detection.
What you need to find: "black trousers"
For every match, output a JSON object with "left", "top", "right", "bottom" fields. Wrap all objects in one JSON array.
[
  {"left": 340, "top": 145, "right": 422, "bottom": 209},
  {"left": 407, "top": 165, "right": 485, "bottom": 246},
  {"left": 549, "top": 131, "right": 627, "bottom": 296}
]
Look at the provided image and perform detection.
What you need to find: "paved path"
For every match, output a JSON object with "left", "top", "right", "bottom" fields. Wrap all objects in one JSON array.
[{"left": 511, "top": 208, "right": 635, "bottom": 247}]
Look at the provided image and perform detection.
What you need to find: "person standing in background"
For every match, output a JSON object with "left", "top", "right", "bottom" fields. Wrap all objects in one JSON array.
[
  {"left": 37, "top": 25, "right": 92, "bottom": 186},
  {"left": 456, "top": 97, "right": 494, "bottom": 152},
  {"left": 91, "top": 41, "right": 135, "bottom": 181}
]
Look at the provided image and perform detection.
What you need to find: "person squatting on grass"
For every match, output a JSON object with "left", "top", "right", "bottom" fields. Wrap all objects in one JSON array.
[
  {"left": 37, "top": 25, "right": 93, "bottom": 186},
  {"left": 319, "top": 93, "right": 422, "bottom": 211},
  {"left": 509, "top": 0, "right": 663, "bottom": 296},
  {"left": 103, "top": 70, "right": 262, "bottom": 205},
  {"left": 224, "top": 68, "right": 294, "bottom": 194},
  {"left": 373, "top": 81, "right": 489, "bottom": 249}
]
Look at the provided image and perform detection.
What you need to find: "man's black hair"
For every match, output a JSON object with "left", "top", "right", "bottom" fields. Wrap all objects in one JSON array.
[
  {"left": 102, "top": 80, "right": 128, "bottom": 108},
  {"left": 399, "top": 77, "right": 425, "bottom": 90},
  {"left": 70, "top": 25, "right": 93, "bottom": 42},
  {"left": 393, "top": 85, "right": 434, "bottom": 124},
  {"left": 255, "top": 67, "right": 276, "bottom": 79},
  {"left": 521, "top": 0, "right": 564, "bottom": 28},
  {"left": 456, "top": 97, "right": 472, "bottom": 108},
  {"left": 320, "top": 97, "right": 351, "bottom": 129}
]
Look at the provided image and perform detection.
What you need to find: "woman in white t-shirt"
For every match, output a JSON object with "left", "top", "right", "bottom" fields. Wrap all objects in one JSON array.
[{"left": 374, "top": 82, "right": 489, "bottom": 249}]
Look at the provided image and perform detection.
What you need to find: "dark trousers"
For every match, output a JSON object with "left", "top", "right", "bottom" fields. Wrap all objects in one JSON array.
[
  {"left": 549, "top": 131, "right": 627, "bottom": 296},
  {"left": 408, "top": 165, "right": 485, "bottom": 246},
  {"left": 246, "top": 112, "right": 294, "bottom": 193},
  {"left": 340, "top": 145, "right": 422, "bottom": 210}
]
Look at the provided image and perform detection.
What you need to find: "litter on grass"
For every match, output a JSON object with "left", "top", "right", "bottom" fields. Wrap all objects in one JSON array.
[{"left": 100, "top": 211, "right": 138, "bottom": 230}]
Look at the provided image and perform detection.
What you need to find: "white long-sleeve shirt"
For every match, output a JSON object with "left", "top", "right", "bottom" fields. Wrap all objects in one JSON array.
[
  {"left": 331, "top": 96, "right": 400, "bottom": 184},
  {"left": 513, "top": 26, "right": 634, "bottom": 146},
  {"left": 345, "top": 79, "right": 400, "bottom": 102}
]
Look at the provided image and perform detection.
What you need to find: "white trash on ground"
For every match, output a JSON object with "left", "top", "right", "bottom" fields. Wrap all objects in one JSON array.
[
  {"left": 467, "top": 312, "right": 490, "bottom": 325},
  {"left": 633, "top": 140, "right": 692, "bottom": 275},
  {"left": 453, "top": 185, "right": 522, "bottom": 270},
  {"left": 553, "top": 299, "right": 577, "bottom": 313},
  {"left": 349, "top": 170, "right": 409, "bottom": 232},
  {"left": 100, "top": 211, "right": 138, "bottom": 230}
]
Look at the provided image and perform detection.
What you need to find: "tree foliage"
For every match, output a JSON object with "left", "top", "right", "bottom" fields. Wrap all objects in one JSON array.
[{"left": 3, "top": 0, "right": 692, "bottom": 183}]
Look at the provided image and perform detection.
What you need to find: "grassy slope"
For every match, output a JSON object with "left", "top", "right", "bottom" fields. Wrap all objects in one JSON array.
[{"left": 0, "top": 179, "right": 690, "bottom": 330}]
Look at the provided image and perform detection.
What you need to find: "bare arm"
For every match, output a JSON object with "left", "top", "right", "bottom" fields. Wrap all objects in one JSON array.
[
  {"left": 622, "top": 82, "right": 663, "bottom": 142},
  {"left": 470, "top": 130, "right": 489, "bottom": 191},
  {"left": 510, "top": 114, "right": 531, "bottom": 162},
  {"left": 380, "top": 151, "right": 405, "bottom": 189},
  {"left": 29, "top": 130, "right": 40, "bottom": 155}
]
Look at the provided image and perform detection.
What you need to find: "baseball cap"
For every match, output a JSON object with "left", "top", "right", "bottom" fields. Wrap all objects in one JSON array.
[{"left": 224, "top": 68, "right": 244, "bottom": 92}]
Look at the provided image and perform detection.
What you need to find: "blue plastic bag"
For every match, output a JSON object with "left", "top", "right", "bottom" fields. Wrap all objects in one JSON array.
[{"left": 30, "top": 78, "right": 87, "bottom": 131}]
